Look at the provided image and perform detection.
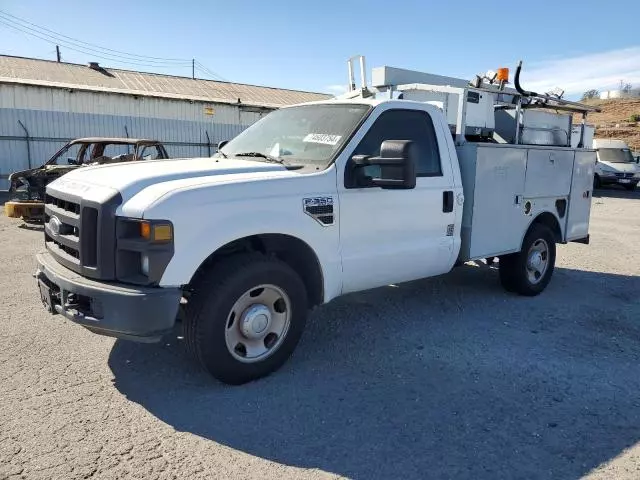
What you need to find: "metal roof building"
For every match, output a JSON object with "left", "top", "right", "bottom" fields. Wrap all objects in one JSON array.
[{"left": 0, "top": 55, "right": 331, "bottom": 189}]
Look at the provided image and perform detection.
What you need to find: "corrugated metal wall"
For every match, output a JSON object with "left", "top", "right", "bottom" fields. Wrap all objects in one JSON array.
[{"left": 0, "top": 84, "right": 268, "bottom": 189}]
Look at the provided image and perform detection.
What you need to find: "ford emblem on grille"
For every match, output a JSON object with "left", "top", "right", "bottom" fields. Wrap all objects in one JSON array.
[{"left": 48, "top": 216, "right": 62, "bottom": 237}]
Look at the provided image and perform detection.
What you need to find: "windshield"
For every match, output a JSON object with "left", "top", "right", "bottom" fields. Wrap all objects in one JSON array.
[
  {"left": 47, "top": 143, "right": 83, "bottom": 165},
  {"left": 220, "top": 104, "right": 370, "bottom": 167},
  {"left": 47, "top": 142, "right": 135, "bottom": 166},
  {"left": 598, "top": 148, "right": 635, "bottom": 164}
]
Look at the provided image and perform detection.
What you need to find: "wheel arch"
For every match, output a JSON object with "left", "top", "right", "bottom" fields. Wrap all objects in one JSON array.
[
  {"left": 186, "top": 233, "right": 325, "bottom": 308},
  {"left": 524, "top": 211, "right": 562, "bottom": 247}
]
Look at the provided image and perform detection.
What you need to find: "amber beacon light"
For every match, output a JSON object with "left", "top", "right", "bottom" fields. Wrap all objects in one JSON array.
[{"left": 496, "top": 67, "right": 510, "bottom": 83}]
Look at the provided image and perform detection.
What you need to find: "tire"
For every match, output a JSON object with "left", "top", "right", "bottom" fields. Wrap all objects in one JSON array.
[
  {"left": 498, "top": 223, "right": 556, "bottom": 296},
  {"left": 498, "top": 254, "right": 518, "bottom": 293},
  {"left": 184, "top": 254, "right": 308, "bottom": 385},
  {"left": 593, "top": 174, "right": 601, "bottom": 189},
  {"left": 624, "top": 183, "right": 637, "bottom": 191}
]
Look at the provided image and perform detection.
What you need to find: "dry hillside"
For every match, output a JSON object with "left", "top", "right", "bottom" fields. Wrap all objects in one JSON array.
[{"left": 575, "top": 98, "right": 640, "bottom": 151}]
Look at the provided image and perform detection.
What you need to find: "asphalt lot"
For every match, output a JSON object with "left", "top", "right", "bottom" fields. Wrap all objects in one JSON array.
[{"left": 1, "top": 188, "right": 639, "bottom": 480}]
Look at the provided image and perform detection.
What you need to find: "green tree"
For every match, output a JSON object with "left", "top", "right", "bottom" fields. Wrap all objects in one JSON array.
[{"left": 581, "top": 89, "right": 600, "bottom": 101}]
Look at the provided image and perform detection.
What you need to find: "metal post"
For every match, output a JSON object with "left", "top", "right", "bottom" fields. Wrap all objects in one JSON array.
[
  {"left": 205, "top": 130, "right": 211, "bottom": 156},
  {"left": 359, "top": 55, "right": 367, "bottom": 89},
  {"left": 347, "top": 55, "right": 366, "bottom": 92},
  {"left": 124, "top": 125, "right": 130, "bottom": 154},
  {"left": 17, "top": 120, "right": 31, "bottom": 168},
  {"left": 192, "top": 59, "right": 195, "bottom": 80},
  {"left": 578, "top": 113, "right": 586, "bottom": 148},
  {"left": 56, "top": 45, "right": 61, "bottom": 63},
  {"left": 514, "top": 96, "right": 522, "bottom": 145},
  {"left": 347, "top": 58, "right": 355, "bottom": 92},
  {"left": 454, "top": 88, "right": 467, "bottom": 145}
]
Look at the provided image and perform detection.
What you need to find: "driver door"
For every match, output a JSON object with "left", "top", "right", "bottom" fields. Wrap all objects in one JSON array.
[{"left": 338, "top": 106, "right": 458, "bottom": 294}]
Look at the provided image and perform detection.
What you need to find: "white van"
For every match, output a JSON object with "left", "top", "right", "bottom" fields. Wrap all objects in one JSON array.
[{"left": 592, "top": 139, "right": 640, "bottom": 190}]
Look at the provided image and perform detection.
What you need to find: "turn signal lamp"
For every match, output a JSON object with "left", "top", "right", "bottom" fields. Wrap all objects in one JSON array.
[
  {"left": 140, "top": 222, "right": 151, "bottom": 240},
  {"left": 139, "top": 221, "right": 172, "bottom": 242}
]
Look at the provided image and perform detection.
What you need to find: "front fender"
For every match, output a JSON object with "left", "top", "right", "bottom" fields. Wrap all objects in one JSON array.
[{"left": 158, "top": 208, "right": 342, "bottom": 303}]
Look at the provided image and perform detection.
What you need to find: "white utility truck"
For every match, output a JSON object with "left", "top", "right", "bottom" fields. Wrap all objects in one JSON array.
[
  {"left": 35, "top": 58, "right": 597, "bottom": 384},
  {"left": 592, "top": 139, "right": 640, "bottom": 190}
]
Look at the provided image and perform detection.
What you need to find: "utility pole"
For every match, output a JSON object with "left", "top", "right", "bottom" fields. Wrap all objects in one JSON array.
[
  {"left": 56, "top": 45, "right": 61, "bottom": 63},
  {"left": 192, "top": 59, "right": 195, "bottom": 79}
]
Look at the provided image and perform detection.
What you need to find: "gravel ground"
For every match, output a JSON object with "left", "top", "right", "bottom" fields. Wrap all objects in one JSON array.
[{"left": 1, "top": 188, "right": 639, "bottom": 480}]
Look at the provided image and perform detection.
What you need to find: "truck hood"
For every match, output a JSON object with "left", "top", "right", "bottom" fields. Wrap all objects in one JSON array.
[
  {"left": 599, "top": 161, "right": 639, "bottom": 173},
  {"left": 47, "top": 157, "right": 291, "bottom": 205}
]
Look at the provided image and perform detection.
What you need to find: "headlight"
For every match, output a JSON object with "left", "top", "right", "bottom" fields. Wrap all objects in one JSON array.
[
  {"left": 116, "top": 218, "right": 174, "bottom": 285},
  {"left": 8, "top": 175, "right": 27, "bottom": 192}
]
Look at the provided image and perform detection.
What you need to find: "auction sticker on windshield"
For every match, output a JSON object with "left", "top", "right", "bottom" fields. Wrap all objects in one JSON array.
[{"left": 303, "top": 133, "right": 342, "bottom": 146}]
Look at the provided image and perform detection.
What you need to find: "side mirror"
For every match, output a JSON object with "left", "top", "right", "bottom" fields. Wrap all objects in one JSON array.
[
  {"left": 352, "top": 140, "right": 417, "bottom": 189},
  {"left": 217, "top": 140, "right": 228, "bottom": 150},
  {"left": 67, "top": 157, "right": 79, "bottom": 165}
]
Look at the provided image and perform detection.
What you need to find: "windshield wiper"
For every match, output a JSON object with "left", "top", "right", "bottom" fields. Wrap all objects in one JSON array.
[{"left": 234, "top": 152, "right": 284, "bottom": 164}]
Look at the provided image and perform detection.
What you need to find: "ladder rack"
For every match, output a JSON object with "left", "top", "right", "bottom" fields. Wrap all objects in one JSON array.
[{"left": 341, "top": 56, "right": 600, "bottom": 148}]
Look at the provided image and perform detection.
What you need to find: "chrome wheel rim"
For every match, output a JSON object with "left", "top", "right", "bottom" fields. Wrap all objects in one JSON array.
[
  {"left": 224, "top": 284, "right": 291, "bottom": 363},
  {"left": 526, "top": 239, "right": 549, "bottom": 285}
]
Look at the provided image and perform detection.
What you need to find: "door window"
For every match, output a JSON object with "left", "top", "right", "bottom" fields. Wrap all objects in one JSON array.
[
  {"left": 346, "top": 109, "right": 442, "bottom": 187},
  {"left": 99, "top": 144, "right": 131, "bottom": 161},
  {"left": 138, "top": 145, "right": 164, "bottom": 160}
]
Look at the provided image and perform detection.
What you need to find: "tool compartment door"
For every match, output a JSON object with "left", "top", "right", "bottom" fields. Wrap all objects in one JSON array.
[
  {"left": 566, "top": 150, "right": 596, "bottom": 241},
  {"left": 467, "top": 146, "right": 527, "bottom": 258},
  {"left": 524, "top": 149, "right": 574, "bottom": 197}
]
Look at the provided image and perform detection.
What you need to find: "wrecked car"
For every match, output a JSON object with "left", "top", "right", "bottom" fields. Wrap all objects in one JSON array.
[{"left": 5, "top": 137, "right": 169, "bottom": 221}]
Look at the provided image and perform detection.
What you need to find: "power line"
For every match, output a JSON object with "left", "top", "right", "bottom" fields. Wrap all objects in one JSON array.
[
  {"left": 195, "top": 61, "right": 229, "bottom": 82},
  {"left": 0, "top": 9, "right": 190, "bottom": 63},
  {"left": 0, "top": 18, "right": 192, "bottom": 69},
  {"left": 0, "top": 10, "right": 230, "bottom": 81},
  {"left": 0, "top": 17, "right": 192, "bottom": 67}
]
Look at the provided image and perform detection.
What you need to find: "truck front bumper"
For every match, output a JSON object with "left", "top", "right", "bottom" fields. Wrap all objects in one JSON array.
[
  {"left": 35, "top": 251, "right": 181, "bottom": 342},
  {"left": 599, "top": 174, "right": 638, "bottom": 187}
]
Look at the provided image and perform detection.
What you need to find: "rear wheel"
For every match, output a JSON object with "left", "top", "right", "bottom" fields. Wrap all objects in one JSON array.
[
  {"left": 593, "top": 174, "right": 601, "bottom": 189},
  {"left": 184, "top": 254, "right": 308, "bottom": 385},
  {"left": 499, "top": 224, "right": 556, "bottom": 296}
]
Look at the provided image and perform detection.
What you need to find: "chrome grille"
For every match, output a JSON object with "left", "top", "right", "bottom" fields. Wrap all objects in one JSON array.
[
  {"left": 44, "top": 193, "right": 99, "bottom": 273},
  {"left": 43, "top": 188, "right": 120, "bottom": 280},
  {"left": 45, "top": 194, "right": 81, "bottom": 215},
  {"left": 45, "top": 194, "right": 82, "bottom": 267}
]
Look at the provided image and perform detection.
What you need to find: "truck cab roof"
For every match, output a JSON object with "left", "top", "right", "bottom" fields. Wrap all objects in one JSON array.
[{"left": 293, "top": 97, "right": 404, "bottom": 108}]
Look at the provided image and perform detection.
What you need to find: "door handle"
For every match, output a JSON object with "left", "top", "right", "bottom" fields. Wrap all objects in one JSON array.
[{"left": 443, "top": 191, "right": 454, "bottom": 213}]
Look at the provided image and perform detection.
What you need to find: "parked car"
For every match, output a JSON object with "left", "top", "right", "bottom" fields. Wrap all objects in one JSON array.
[
  {"left": 592, "top": 139, "right": 640, "bottom": 190},
  {"left": 5, "top": 138, "right": 168, "bottom": 221}
]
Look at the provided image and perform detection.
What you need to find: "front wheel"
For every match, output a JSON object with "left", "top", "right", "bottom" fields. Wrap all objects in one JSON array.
[
  {"left": 499, "top": 224, "right": 556, "bottom": 296},
  {"left": 184, "top": 254, "right": 308, "bottom": 385},
  {"left": 624, "top": 183, "right": 637, "bottom": 191}
]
